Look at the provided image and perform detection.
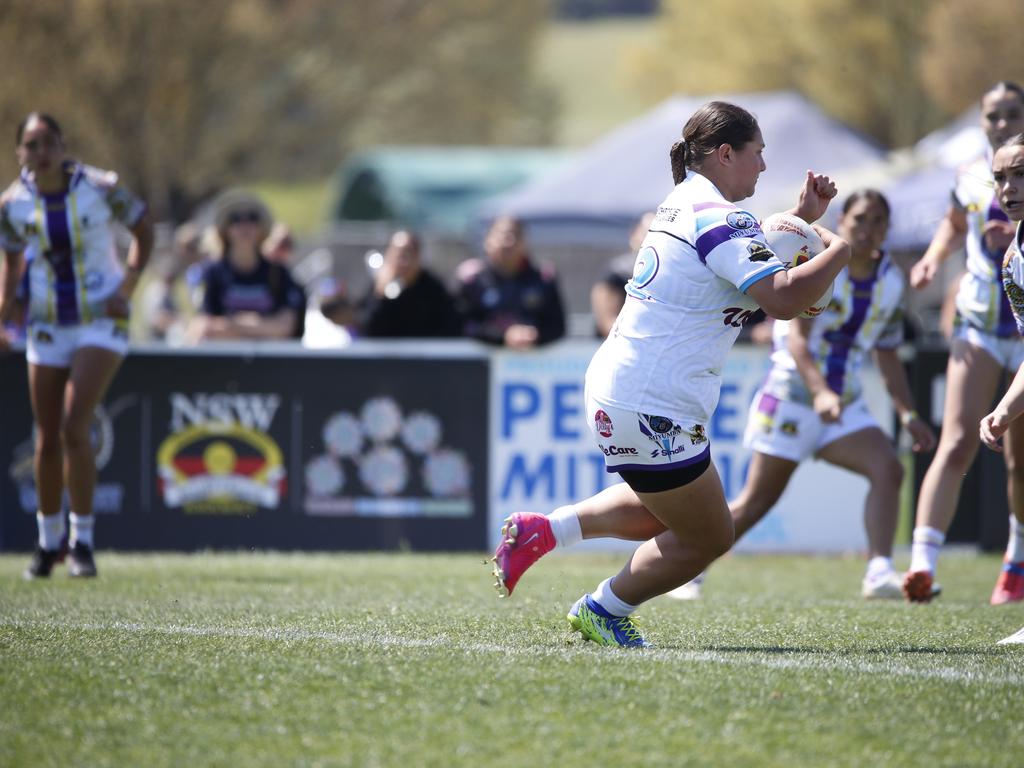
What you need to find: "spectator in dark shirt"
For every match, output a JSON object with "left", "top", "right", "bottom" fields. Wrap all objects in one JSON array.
[
  {"left": 454, "top": 215, "right": 566, "bottom": 349},
  {"left": 187, "top": 191, "right": 306, "bottom": 342},
  {"left": 357, "top": 230, "right": 459, "bottom": 338},
  {"left": 590, "top": 212, "right": 655, "bottom": 337}
]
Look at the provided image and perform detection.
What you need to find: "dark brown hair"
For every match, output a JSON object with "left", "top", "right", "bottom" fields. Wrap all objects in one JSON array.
[
  {"left": 984, "top": 81, "right": 1024, "bottom": 104},
  {"left": 669, "top": 101, "right": 760, "bottom": 184},
  {"left": 16, "top": 112, "right": 63, "bottom": 146},
  {"left": 841, "top": 188, "right": 891, "bottom": 219}
]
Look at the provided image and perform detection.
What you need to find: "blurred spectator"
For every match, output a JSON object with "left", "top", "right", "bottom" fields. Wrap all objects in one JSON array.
[
  {"left": 590, "top": 212, "right": 654, "bottom": 337},
  {"left": 186, "top": 191, "right": 306, "bottom": 342},
  {"left": 454, "top": 216, "right": 566, "bottom": 349},
  {"left": 303, "top": 276, "right": 355, "bottom": 348},
  {"left": 139, "top": 221, "right": 208, "bottom": 343},
  {"left": 262, "top": 221, "right": 295, "bottom": 265},
  {"left": 357, "top": 230, "right": 460, "bottom": 338}
]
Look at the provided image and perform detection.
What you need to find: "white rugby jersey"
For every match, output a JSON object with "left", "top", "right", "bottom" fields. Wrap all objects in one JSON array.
[
  {"left": 952, "top": 156, "right": 1016, "bottom": 336},
  {"left": 585, "top": 170, "right": 786, "bottom": 424},
  {"left": 1002, "top": 221, "right": 1024, "bottom": 335},
  {"left": 0, "top": 161, "right": 147, "bottom": 326},
  {"left": 762, "top": 253, "right": 905, "bottom": 406}
]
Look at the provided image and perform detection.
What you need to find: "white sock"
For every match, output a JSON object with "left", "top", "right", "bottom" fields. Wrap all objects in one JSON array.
[
  {"left": 548, "top": 504, "right": 582, "bottom": 549},
  {"left": 866, "top": 556, "right": 894, "bottom": 581},
  {"left": 37, "top": 512, "right": 65, "bottom": 551},
  {"left": 69, "top": 512, "right": 94, "bottom": 549},
  {"left": 592, "top": 577, "right": 638, "bottom": 617},
  {"left": 1007, "top": 516, "right": 1024, "bottom": 563},
  {"left": 909, "top": 526, "right": 945, "bottom": 574}
]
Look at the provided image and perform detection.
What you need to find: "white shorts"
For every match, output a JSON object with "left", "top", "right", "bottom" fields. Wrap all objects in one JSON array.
[
  {"left": 585, "top": 393, "right": 711, "bottom": 473},
  {"left": 26, "top": 319, "right": 129, "bottom": 367},
  {"left": 954, "top": 324, "right": 1024, "bottom": 370},
  {"left": 743, "top": 390, "right": 879, "bottom": 463}
]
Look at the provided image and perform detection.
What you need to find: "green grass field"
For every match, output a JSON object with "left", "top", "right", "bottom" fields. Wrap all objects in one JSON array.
[{"left": 1, "top": 551, "right": 1021, "bottom": 768}]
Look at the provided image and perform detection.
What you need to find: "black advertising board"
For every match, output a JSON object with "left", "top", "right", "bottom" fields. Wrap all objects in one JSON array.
[{"left": 0, "top": 343, "right": 489, "bottom": 552}]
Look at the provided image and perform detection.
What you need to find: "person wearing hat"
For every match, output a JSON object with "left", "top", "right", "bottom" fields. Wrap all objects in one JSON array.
[{"left": 186, "top": 191, "right": 306, "bottom": 342}]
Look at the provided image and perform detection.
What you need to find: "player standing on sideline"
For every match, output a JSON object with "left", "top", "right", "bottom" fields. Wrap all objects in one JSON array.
[
  {"left": 0, "top": 113, "right": 153, "bottom": 579},
  {"left": 692, "top": 191, "right": 935, "bottom": 601},
  {"left": 905, "top": 82, "right": 1024, "bottom": 604},
  {"left": 491, "top": 101, "right": 849, "bottom": 647}
]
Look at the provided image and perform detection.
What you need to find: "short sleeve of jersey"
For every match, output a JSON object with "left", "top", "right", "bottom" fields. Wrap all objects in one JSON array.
[
  {"left": 1003, "top": 224, "right": 1024, "bottom": 335},
  {"left": 0, "top": 198, "right": 25, "bottom": 253},
  {"left": 875, "top": 306, "right": 905, "bottom": 349},
  {"left": 83, "top": 166, "right": 147, "bottom": 229},
  {"left": 694, "top": 207, "right": 785, "bottom": 293}
]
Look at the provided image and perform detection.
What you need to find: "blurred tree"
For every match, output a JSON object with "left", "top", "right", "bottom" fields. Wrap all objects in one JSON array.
[
  {"left": 920, "top": 0, "right": 1024, "bottom": 115},
  {"left": 0, "top": 0, "right": 554, "bottom": 221},
  {"left": 623, "top": 0, "right": 947, "bottom": 149}
]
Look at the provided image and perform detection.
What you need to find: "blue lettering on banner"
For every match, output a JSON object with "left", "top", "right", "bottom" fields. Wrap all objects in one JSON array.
[
  {"left": 711, "top": 382, "right": 740, "bottom": 440},
  {"left": 552, "top": 382, "right": 582, "bottom": 439},
  {"left": 501, "top": 451, "right": 608, "bottom": 502},
  {"left": 502, "top": 382, "right": 540, "bottom": 438}
]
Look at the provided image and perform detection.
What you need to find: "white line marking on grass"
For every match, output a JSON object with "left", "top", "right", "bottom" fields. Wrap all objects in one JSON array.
[{"left": 3, "top": 618, "right": 1021, "bottom": 687}]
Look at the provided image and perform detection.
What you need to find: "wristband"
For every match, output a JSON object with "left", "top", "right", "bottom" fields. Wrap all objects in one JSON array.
[{"left": 900, "top": 410, "right": 919, "bottom": 427}]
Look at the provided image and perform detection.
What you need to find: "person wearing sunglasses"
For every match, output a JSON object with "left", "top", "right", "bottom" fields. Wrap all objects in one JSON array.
[
  {"left": 0, "top": 112, "right": 153, "bottom": 579},
  {"left": 186, "top": 191, "right": 305, "bottom": 342}
]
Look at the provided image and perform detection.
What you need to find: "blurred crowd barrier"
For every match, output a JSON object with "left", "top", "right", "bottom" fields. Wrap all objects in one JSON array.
[{"left": 0, "top": 340, "right": 1007, "bottom": 553}]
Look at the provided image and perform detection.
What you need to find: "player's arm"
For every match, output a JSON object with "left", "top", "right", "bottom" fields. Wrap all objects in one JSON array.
[
  {"left": 107, "top": 211, "right": 154, "bottom": 319},
  {"left": 746, "top": 228, "right": 849, "bottom": 320},
  {"left": 0, "top": 248, "right": 21, "bottom": 323},
  {"left": 874, "top": 346, "right": 936, "bottom": 452},
  {"left": 786, "top": 317, "right": 841, "bottom": 423},
  {"left": 910, "top": 202, "right": 967, "bottom": 290},
  {"left": 982, "top": 361, "right": 1024, "bottom": 451}
]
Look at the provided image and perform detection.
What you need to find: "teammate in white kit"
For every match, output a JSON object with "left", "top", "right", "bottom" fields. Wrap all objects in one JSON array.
[
  {"left": 0, "top": 113, "right": 153, "bottom": 580},
  {"left": 980, "top": 134, "right": 1024, "bottom": 644},
  {"left": 491, "top": 101, "right": 850, "bottom": 647},
  {"left": 905, "top": 82, "right": 1024, "bottom": 604},
  {"left": 716, "top": 190, "right": 936, "bottom": 600}
]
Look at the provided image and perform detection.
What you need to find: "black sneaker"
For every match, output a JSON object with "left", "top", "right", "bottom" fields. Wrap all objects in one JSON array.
[
  {"left": 23, "top": 546, "right": 64, "bottom": 580},
  {"left": 68, "top": 542, "right": 97, "bottom": 578}
]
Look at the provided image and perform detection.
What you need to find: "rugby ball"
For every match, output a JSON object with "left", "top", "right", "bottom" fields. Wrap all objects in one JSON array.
[{"left": 761, "top": 212, "right": 833, "bottom": 318}]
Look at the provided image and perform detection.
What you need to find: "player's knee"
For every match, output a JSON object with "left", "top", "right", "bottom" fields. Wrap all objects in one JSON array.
[
  {"left": 938, "top": 436, "right": 977, "bottom": 473},
  {"left": 869, "top": 455, "right": 904, "bottom": 489}
]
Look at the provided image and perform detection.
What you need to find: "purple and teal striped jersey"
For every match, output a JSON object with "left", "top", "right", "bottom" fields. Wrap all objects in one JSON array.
[
  {"left": 586, "top": 170, "right": 786, "bottom": 425},
  {"left": 764, "top": 253, "right": 906, "bottom": 406},
  {"left": 0, "top": 161, "right": 147, "bottom": 326}
]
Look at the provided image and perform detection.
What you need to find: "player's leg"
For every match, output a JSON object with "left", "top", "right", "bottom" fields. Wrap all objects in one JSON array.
[
  {"left": 730, "top": 451, "right": 800, "bottom": 540},
  {"left": 906, "top": 338, "right": 1001, "bottom": 601},
  {"left": 492, "top": 482, "right": 664, "bottom": 597},
  {"left": 62, "top": 345, "right": 123, "bottom": 577},
  {"left": 24, "top": 361, "right": 71, "bottom": 579},
  {"left": 992, "top": 414, "right": 1024, "bottom": 604},
  {"left": 817, "top": 426, "right": 904, "bottom": 598},
  {"left": 567, "top": 458, "right": 733, "bottom": 647}
]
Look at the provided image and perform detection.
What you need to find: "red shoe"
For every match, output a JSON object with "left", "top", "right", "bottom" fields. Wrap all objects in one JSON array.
[
  {"left": 990, "top": 561, "right": 1024, "bottom": 605},
  {"left": 902, "top": 570, "right": 936, "bottom": 603},
  {"left": 491, "top": 512, "right": 555, "bottom": 598}
]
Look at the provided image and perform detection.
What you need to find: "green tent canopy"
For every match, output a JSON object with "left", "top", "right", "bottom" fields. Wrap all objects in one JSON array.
[{"left": 330, "top": 147, "right": 569, "bottom": 236}]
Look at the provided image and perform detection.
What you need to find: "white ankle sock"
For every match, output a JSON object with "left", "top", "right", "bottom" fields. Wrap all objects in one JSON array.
[
  {"left": 909, "top": 526, "right": 945, "bottom": 574},
  {"left": 592, "top": 577, "right": 638, "bottom": 617},
  {"left": 69, "top": 512, "right": 94, "bottom": 548},
  {"left": 548, "top": 505, "right": 582, "bottom": 549},
  {"left": 37, "top": 512, "right": 65, "bottom": 551},
  {"left": 1007, "top": 516, "right": 1024, "bottom": 563},
  {"left": 866, "top": 556, "right": 894, "bottom": 580}
]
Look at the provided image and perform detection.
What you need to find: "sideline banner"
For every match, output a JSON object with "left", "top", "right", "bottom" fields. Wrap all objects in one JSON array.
[
  {"left": 489, "top": 340, "right": 891, "bottom": 553},
  {"left": 0, "top": 345, "right": 489, "bottom": 552}
]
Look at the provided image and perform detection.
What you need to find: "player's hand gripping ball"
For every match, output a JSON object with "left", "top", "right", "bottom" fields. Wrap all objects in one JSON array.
[{"left": 761, "top": 212, "right": 833, "bottom": 318}]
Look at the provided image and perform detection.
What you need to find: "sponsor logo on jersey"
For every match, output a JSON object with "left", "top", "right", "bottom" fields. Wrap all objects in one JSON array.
[
  {"left": 602, "top": 445, "right": 638, "bottom": 457},
  {"left": 747, "top": 242, "right": 774, "bottom": 263},
  {"left": 689, "top": 424, "right": 708, "bottom": 445},
  {"left": 726, "top": 211, "right": 756, "bottom": 230},
  {"left": 594, "top": 409, "right": 613, "bottom": 438},
  {"left": 780, "top": 420, "right": 799, "bottom": 436},
  {"left": 655, "top": 206, "right": 680, "bottom": 223},
  {"left": 650, "top": 444, "right": 687, "bottom": 459}
]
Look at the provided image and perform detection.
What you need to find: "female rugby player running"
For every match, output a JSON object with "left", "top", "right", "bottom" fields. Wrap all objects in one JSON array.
[{"left": 491, "top": 101, "right": 848, "bottom": 647}]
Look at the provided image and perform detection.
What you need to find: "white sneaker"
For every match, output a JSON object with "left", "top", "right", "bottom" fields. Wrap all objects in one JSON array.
[
  {"left": 997, "top": 626, "right": 1024, "bottom": 645},
  {"left": 861, "top": 570, "right": 903, "bottom": 600},
  {"left": 666, "top": 574, "right": 704, "bottom": 601}
]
